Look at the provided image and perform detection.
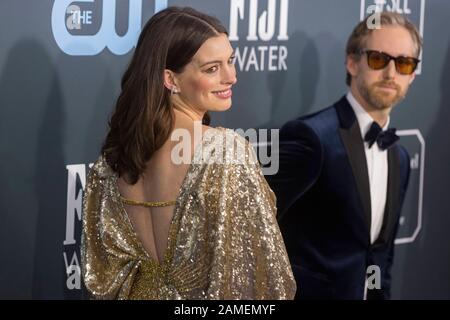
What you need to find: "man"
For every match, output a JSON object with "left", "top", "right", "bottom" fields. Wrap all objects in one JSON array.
[{"left": 267, "top": 12, "right": 422, "bottom": 299}]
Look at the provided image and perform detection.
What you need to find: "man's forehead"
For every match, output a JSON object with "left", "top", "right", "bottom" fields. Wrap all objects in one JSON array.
[{"left": 365, "top": 26, "right": 417, "bottom": 56}]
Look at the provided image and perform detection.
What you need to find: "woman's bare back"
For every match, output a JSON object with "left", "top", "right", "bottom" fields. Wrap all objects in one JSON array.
[{"left": 117, "top": 120, "right": 207, "bottom": 263}]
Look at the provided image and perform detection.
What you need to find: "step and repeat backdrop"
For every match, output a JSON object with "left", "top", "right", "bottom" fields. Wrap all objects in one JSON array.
[{"left": 0, "top": 0, "right": 449, "bottom": 299}]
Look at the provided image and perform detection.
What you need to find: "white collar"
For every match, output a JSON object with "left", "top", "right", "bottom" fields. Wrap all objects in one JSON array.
[{"left": 346, "top": 91, "right": 390, "bottom": 138}]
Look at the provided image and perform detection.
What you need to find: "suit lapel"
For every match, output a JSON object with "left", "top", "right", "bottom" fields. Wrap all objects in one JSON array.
[
  {"left": 375, "top": 147, "right": 401, "bottom": 245},
  {"left": 336, "top": 97, "right": 372, "bottom": 236}
]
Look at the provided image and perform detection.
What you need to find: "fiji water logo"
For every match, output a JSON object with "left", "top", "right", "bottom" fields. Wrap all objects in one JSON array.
[
  {"left": 229, "top": 0, "right": 290, "bottom": 72},
  {"left": 51, "top": 0, "right": 168, "bottom": 56}
]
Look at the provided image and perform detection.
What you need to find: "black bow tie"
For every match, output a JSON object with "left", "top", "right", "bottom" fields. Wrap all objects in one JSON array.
[{"left": 364, "top": 122, "right": 399, "bottom": 150}]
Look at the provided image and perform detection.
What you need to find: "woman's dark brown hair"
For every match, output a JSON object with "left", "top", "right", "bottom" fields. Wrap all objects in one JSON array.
[{"left": 102, "top": 7, "right": 227, "bottom": 184}]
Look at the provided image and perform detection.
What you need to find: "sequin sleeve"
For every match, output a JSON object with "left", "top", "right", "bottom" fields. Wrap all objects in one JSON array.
[
  {"left": 194, "top": 130, "right": 297, "bottom": 299},
  {"left": 80, "top": 159, "right": 146, "bottom": 299}
]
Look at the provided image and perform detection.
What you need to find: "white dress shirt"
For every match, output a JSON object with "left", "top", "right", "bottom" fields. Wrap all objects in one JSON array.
[
  {"left": 346, "top": 92, "right": 389, "bottom": 244},
  {"left": 346, "top": 92, "right": 390, "bottom": 300}
]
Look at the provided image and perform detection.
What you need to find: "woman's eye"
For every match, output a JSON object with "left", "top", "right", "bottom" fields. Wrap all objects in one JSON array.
[
  {"left": 205, "top": 66, "right": 218, "bottom": 73},
  {"left": 229, "top": 56, "right": 236, "bottom": 64}
]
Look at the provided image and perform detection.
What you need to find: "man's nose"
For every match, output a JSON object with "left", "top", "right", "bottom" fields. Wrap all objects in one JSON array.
[{"left": 383, "top": 59, "right": 397, "bottom": 79}]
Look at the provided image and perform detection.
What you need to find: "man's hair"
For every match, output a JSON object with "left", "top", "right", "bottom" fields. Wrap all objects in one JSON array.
[{"left": 345, "top": 12, "right": 423, "bottom": 86}]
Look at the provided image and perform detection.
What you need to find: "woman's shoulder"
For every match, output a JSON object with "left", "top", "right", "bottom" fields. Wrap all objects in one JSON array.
[
  {"left": 203, "top": 126, "right": 251, "bottom": 147},
  {"left": 198, "top": 126, "right": 259, "bottom": 166},
  {"left": 213, "top": 126, "right": 248, "bottom": 142},
  {"left": 89, "top": 154, "right": 116, "bottom": 180}
]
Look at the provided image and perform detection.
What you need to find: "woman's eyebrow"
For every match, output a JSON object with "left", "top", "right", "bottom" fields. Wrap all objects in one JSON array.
[{"left": 198, "top": 52, "right": 235, "bottom": 67}]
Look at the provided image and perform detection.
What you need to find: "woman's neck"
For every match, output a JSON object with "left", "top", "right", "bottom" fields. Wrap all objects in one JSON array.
[{"left": 172, "top": 99, "right": 205, "bottom": 123}]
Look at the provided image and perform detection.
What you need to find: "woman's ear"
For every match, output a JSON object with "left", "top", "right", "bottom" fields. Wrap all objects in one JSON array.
[{"left": 164, "top": 69, "right": 180, "bottom": 94}]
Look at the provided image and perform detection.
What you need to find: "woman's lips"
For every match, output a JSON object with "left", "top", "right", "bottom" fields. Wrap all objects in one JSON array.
[{"left": 212, "top": 88, "right": 232, "bottom": 99}]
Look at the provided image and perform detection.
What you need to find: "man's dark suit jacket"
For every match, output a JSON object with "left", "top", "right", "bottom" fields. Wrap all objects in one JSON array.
[{"left": 267, "top": 96, "right": 410, "bottom": 299}]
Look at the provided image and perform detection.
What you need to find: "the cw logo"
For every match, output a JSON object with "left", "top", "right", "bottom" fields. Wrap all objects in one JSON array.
[{"left": 51, "top": 0, "right": 168, "bottom": 56}]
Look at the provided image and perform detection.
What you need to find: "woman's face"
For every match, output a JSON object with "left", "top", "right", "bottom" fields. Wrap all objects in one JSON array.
[{"left": 173, "top": 33, "right": 237, "bottom": 114}]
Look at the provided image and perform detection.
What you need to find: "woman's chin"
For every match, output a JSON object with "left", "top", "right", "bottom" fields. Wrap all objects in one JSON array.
[{"left": 208, "top": 102, "right": 232, "bottom": 112}]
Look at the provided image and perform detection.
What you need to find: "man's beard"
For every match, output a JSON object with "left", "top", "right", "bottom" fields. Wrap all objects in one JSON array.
[{"left": 357, "top": 78, "right": 407, "bottom": 110}]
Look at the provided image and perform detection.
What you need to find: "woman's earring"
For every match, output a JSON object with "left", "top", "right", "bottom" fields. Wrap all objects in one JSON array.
[{"left": 171, "top": 86, "right": 179, "bottom": 95}]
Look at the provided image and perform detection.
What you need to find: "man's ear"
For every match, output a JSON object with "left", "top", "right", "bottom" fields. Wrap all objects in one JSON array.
[
  {"left": 409, "top": 72, "right": 416, "bottom": 85},
  {"left": 346, "top": 54, "right": 359, "bottom": 78}
]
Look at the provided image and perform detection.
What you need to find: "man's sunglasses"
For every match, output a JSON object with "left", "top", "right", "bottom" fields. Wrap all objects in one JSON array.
[{"left": 359, "top": 50, "right": 420, "bottom": 75}]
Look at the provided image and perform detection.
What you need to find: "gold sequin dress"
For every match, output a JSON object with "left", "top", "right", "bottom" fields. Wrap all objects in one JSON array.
[{"left": 81, "top": 127, "right": 296, "bottom": 299}]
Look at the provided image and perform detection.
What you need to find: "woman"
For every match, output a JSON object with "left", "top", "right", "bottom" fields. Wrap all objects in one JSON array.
[{"left": 81, "top": 6, "right": 295, "bottom": 299}]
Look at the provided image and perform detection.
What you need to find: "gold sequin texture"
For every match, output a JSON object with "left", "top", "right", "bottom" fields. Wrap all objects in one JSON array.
[{"left": 81, "top": 127, "right": 296, "bottom": 299}]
